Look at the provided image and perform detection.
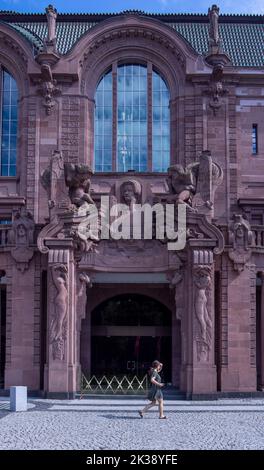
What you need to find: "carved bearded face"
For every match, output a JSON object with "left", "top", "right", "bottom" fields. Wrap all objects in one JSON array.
[
  {"left": 122, "top": 183, "right": 137, "bottom": 205},
  {"left": 17, "top": 224, "right": 26, "bottom": 238}
]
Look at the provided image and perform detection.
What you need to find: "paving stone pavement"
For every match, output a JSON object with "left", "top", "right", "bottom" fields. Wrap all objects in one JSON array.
[{"left": 0, "top": 397, "right": 264, "bottom": 450}]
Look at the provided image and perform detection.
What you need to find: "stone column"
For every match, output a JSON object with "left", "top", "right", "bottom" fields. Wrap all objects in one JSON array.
[
  {"left": 44, "top": 246, "right": 78, "bottom": 398},
  {"left": 182, "top": 249, "right": 217, "bottom": 397}
]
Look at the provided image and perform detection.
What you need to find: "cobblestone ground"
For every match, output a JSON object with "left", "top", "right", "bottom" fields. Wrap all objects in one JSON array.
[{"left": 1, "top": 398, "right": 264, "bottom": 450}]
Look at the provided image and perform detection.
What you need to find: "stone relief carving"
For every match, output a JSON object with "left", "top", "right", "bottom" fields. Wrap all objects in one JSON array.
[
  {"left": 40, "top": 150, "right": 67, "bottom": 217},
  {"left": 120, "top": 179, "right": 142, "bottom": 207},
  {"left": 169, "top": 270, "right": 184, "bottom": 320},
  {"left": 50, "top": 264, "right": 68, "bottom": 360},
  {"left": 64, "top": 163, "right": 95, "bottom": 211},
  {"left": 37, "top": 63, "right": 61, "bottom": 115},
  {"left": 204, "top": 64, "right": 228, "bottom": 115},
  {"left": 8, "top": 207, "right": 35, "bottom": 272},
  {"left": 193, "top": 265, "right": 212, "bottom": 362},
  {"left": 228, "top": 214, "right": 254, "bottom": 272},
  {"left": 77, "top": 272, "right": 92, "bottom": 321},
  {"left": 165, "top": 151, "right": 223, "bottom": 216}
]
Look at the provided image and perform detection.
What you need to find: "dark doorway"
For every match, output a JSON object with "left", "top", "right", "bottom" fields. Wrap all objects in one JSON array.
[{"left": 90, "top": 294, "right": 172, "bottom": 382}]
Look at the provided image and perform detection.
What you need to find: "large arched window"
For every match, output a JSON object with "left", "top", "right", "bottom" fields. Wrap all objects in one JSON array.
[
  {"left": 94, "top": 64, "right": 170, "bottom": 173},
  {"left": 0, "top": 68, "right": 18, "bottom": 176}
]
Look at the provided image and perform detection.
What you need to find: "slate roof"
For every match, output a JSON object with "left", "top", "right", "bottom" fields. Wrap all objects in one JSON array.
[{"left": 0, "top": 10, "right": 263, "bottom": 67}]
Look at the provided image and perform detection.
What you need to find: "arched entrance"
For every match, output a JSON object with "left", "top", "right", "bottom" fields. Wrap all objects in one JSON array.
[{"left": 88, "top": 294, "right": 172, "bottom": 384}]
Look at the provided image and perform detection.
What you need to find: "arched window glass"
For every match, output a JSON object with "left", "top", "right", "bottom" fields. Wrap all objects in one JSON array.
[
  {"left": 0, "top": 68, "right": 18, "bottom": 176},
  {"left": 152, "top": 71, "right": 170, "bottom": 172},
  {"left": 94, "top": 70, "right": 112, "bottom": 172},
  {"left": 117, "top": 64, "right": 147, "bottom": 172},
  {"left": 94, "top": 64, "right": 170, "bottom": 173}
]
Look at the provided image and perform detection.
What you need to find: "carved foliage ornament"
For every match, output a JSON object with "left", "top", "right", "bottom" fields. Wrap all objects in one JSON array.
[
  {"left": 193, "top": 265, "right": 213, "bottom": 362},
  {"left": 228, "top": 214, "right": 254, "bottom": 272},
  {"left": 8, "top": 207, "right": 35, "bottom": 272}
]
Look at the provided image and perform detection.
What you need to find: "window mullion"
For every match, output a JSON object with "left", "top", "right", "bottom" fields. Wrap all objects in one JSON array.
[
  {"left": 112, "top": 61, "right": 117, "bottom": 172},
  {"left": 147, "top": 62, "right": 152, "bottom": 172}
]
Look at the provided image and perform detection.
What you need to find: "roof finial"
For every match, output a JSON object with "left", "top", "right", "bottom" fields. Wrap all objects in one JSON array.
[
  {"left": 208, "top": 4, "right": 220, "bottom": 53},
  {"left": 45, "top": 5, "right": 57, "bottom": 43}
]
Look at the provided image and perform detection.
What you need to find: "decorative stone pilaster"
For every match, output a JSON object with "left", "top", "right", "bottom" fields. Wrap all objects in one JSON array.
[
  {"left": 44, "top": 246, "right": 77, "bottom": 397},
  {"left": 182, "top": 249, "right": 217, "bottom": 396}
]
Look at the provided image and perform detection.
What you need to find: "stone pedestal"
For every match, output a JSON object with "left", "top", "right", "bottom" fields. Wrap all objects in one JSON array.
[{"left": 10, "top": 386, "right": 27, "bottom": 411}]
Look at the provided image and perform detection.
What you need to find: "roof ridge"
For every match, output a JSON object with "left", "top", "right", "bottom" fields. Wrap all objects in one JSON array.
[{"left": 0, "top": 10, "right": 263, "bottom": 21}]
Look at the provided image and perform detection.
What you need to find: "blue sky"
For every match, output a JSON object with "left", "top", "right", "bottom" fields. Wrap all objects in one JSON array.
[{"left": 0, "top": 0, "right": 264, "bottom": 14}]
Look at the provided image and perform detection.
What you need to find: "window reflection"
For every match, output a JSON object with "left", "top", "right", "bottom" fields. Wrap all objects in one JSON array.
[
  {"left": 94, "top": 70, "right": 113, "bottom": 172},
  {"left": 152, "top": 71, "right": 170, "bottom": 172},
  {"left": 94, "top": 64, "right": 170, "bottom": 172},
  {"left": 1, "top": 69, "right": 18, "bottom": 176}
]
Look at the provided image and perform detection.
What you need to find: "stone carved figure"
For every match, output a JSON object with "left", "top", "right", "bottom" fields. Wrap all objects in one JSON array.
[
  {"left": 228, "top": 214, "right": 254, "bottom": 271},
  {"left": 37, "top": 64, "right": 61, "bottom": 115},
  {"left": 169, "top": 270, "right": 184, "bottom": 320},
  {"left": 166, "top": 152, "right": 223, "bottom": 216},
  {"left": 192, "top": 150, "right": 223, "bottom": 213},
  {"left": 166, "top": 163, "right": 198, "bottom": 207},
  {"left": 8, "top": 207, "right": 35, "bottom": 272},
  {"left": 45, "top": 4, "right": 57, "bottom": 42},
  {"left": 50, "top": 264, "right": 68, "bottom": 360},
  {"left": 40, "top": 150, "right": 67, "bottom": 217},
  {"left": 204, "top": 64, "right": 228, "bottom": 115},
  {"left": 193, "top": 265, "right": 212, "bottom": 362},
  {"left": 64, "top": 163, "right": 99, "bottom": 253},
  {"left": 64, "top": 163, "right": 95, "bottom": 211},
  {"left": 120, "top": 180, "right": 142, "bottom": 208},
  {"left": 208, "top": 4, "right": 220, "bottom": 47}
]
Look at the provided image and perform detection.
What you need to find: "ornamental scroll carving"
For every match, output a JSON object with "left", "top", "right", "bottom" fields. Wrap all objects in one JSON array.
[
  {"left": 50, "top": 264, "right": 68, "bottom": 360},
  {"left": 193, "top": 265, "right": 213, "bottom": 362},
  {"left": 8, "top": 207, "right": 35, "bottom": 272},
  {"left": 228, "top": 214, "right": 254, "bottom": 272}
]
